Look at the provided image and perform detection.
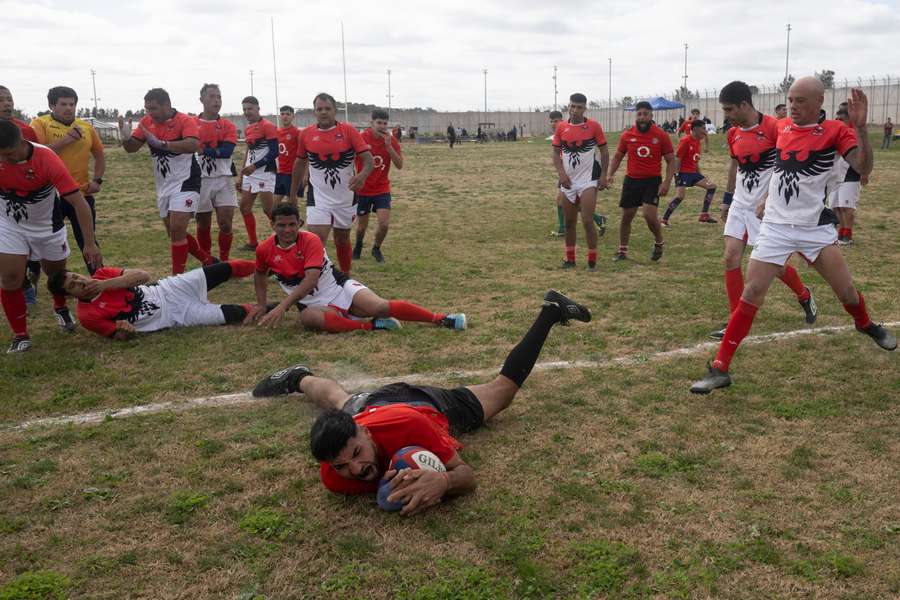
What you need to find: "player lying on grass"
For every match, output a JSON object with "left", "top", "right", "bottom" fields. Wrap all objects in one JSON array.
[
  {"left": 47, "top": 260, "right": 256, "bottom": 340},
  {"left": 245, "top": 203, "right": 466, "bottom": 333},
  {"left": 251, "top": 289, "right": 591, "bottom": 515}
]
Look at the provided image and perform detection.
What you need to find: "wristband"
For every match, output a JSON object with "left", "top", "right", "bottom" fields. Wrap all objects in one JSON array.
[{"left": 722, "top": 191, "right": 734, "bottom": 206}]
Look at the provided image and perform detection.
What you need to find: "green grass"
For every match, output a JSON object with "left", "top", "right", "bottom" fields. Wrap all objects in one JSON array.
[{"left": 0, "top": 131, "right": 898, "bottom": 597}]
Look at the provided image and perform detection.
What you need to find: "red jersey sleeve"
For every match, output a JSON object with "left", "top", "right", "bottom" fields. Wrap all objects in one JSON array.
[
  {"left": 591, "top": 121, "right": 607, "bottom": 146},
  {"left": 299, "top": 232, "right": 325, "bottom": 270},
  {"left": 130, "top": 117, "right": 151, "bottom": 140},
  {"left": 347, "top": 125, "right": 370, "bottom": 153},
  {"left": 77, "top": 303, "right": 117, "bottom": 338},
  {"left": 264, "top": 120, "right": 278, "bottom": 140},
  {"left": 223, "top": 119, "right": 238, "bottom": 144},
  {"left": 254, "top": 242, "right": 271, "bottom": 273},
  {"left": 179, "top": 114, "right": 199, "bottom": 139},
  {"left": 676, "top": 136, "right": 691, "bottom": 162},
  {"left": 660, "top": 131, "right": 674, "bottom": 154},
  {"left": 616, "top": 133, "right": 628, "bottom": 155},
  {"left": 93, "top": 267, "right": 125, "bottom": 280},
  {"left": 726, "top": 127, "right": 738, "bottom": 159},
  {"left": 551, "top": 122, "right": 562, "bottom": 147},
  {"left": 296, "top": 129, "right": 308, "bottom": 157},
  {"left": 835, "top": 124, "right": 858, "bottom": 156}
]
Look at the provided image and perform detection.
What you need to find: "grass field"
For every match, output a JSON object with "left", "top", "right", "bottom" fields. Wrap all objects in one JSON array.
[{"left": 1, "top": 130, "right": 899, "bottom": 599}]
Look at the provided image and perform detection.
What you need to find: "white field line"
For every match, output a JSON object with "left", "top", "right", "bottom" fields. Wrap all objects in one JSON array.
[{"left": 7, "top": 321, "right": 898, "bottom": 432}]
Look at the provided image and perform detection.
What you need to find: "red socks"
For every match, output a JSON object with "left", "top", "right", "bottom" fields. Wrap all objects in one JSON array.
[
  {"left": 713, "top": 299, "right": 759, "bottom": 372},
  {"left": 843, "top": 291, "right": 871, "bottom": 329},
  {"left": 196, "top": 226, "right": 212, "bottom": 256},
  {"left": 227, "top": 260, "right": 256, "bottom": 279},
  {"left": 242, "top": 213, "right": 258, "bottom": 246},
  {"left": 1, "top": 288, "right": 28, "bottom": 337},
  {"left": 52, "top": 293, "right": 67, "bottom": 310},
  {"left": 724, "top": 267, "right": 744, "bottom": 313},
  {"left": 218, "top": 232, "right": 234, "bottom": 261},
  {"left": 186, "top": 234, "right": 214, "bottom": 265},
  {"left": 565, "top": 246, "right": 576, "bottom": 262},
  {"left": 388, "top": 300, "right": 440, "bottom": 323},
  {"left": 323, "top": 311, "right": 373, "bottom": 332},
  {"left": 171, "top": 240, "right": 189, "bottom": 274},
  {"left": 778, "top": 265, "right": 809, "bottom": 302},
  {"left": 335, "top": 242, "right": 353, "bottom": 274},
  {"left": 839, "top": 227, "right": 853, "bottom": 240},
  {"left": 587, "top": 249, "right": 597, "bottom": 265}
]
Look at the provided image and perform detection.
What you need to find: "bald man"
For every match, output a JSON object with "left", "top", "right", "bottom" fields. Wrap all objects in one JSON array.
[{"left": 692, "top": 78, "right": 895, "bottom": 394}]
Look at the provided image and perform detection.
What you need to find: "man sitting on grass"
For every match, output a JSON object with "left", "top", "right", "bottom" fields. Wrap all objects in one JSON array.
[
  {"left": 251, "top": 289, "right": 591, "bottom": 515},
  {"left": 47, "top": 260, "right": 256, "bottom": 339}
]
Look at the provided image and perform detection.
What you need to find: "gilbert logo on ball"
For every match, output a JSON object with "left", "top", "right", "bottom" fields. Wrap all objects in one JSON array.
[{"left": 377, "top": 446, "right": 446, "bottom": 512}]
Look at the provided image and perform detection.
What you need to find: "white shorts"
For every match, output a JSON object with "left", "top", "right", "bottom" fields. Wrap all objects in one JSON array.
[
  {"left": 198, "top": 177, "right": 238, "bottom": 212},
  {"left": 750, "top": 221, "right": 837, "bottom": 266},
  {"left": 241, "top": 172, "right": 276, "bottom": 194},
  {"left": 158, "top": 191, "right": 199, "bottom": 218},
  {"left": 0, "top": 220, "right": 70, "bottom": 262},
  {"left": 301, "top": 278, "right": 368, "bottom": 312},
  {"left": 157, "top": 268, "right": 226, "bottom": 329},
  {"left": 723, "top": 204, "right": 762, "bottom": 246},
  {"left": 560, "top": 180, "right": 598, "bottom": 204},
  {"left": 827, "top": 182, "right": 860, "bottom": 209},
  {"left": 307, "top": 203, "right": 356, "bottom": 229}
]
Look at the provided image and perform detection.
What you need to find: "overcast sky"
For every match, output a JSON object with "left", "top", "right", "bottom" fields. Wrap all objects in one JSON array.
[{"left": 4, "top": 0, "right": 899, "bottom": 116}]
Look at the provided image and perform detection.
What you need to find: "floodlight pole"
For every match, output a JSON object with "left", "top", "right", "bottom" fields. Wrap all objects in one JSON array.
[
  {"left": 483, "top": 69, "right": 488, "bottom": 116},
  {"left": 90, "top": 69, "right": 99, "bottom": 113},
  {"left": 341, "top": 21, "right": 350, "bottom": 123},
  {"left": 386, "top": 69, "right": 393, "bottom": 119},
  {"left": 271, "top": 17, "right": 279, "bottom": 112},
  {"left": 553, "top": 65, "right": 558, "bottom": 110},
  {"left": 249, "top": 70, "right": 255, "bottom": 96},
  {"left": 683, "top": 43, "right": 688, "bottom": 116},
  {"left": 784, "top": 24, "right": 792, "bottom": 86},
  {"left": 608, "top": 57, "right": 612, "bottom": 130}
]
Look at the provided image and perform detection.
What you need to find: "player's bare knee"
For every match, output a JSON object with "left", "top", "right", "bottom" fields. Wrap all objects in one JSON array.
[
  {"left": 373, "top": 299, "right": 391, "bottom": 318},
  {"left": 300, "top": 309, "right": 324, "bottom": 330}
]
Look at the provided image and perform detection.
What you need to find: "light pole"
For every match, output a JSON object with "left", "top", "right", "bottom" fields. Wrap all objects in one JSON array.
[
  {"left": 249, "top": 70, "right": 255, "bottom": 96},
  {"left": 341, "top": 21, "right": 349, "bottom": 123},
  {"left": 683, "top": 43, "right": 688, "bottom": 116},
  {"left": 553, "top": 65, "right": 558, "bottom": 110},
  {"left": 271, "top": 17, "right": 279, "bottom": 112},
  {"left": 90, "top": 69, "right": 99, "bottom": 114},
  {"left": 386, "top": 69, "right": 393, "bottom": 119},
  {"left": 608, "top": 57, "right": 612, "bottom": 130},
  {"left": 483, "top": 69, "right": 488, "bottom": 117},
  {"left": 784, "top": 24, "right": 792, "bottom": 86}
]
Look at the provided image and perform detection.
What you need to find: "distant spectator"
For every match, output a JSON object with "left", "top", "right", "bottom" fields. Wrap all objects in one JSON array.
[
  {"left": 447, "top": 123, "right": 457, "bottom": 149},
  {"left": 883, "top": 118, "right": 893, "bottom": 149}
]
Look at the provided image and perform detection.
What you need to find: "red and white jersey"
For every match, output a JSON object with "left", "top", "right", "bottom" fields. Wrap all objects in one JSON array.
[
  {"left": 727, "top": 113, "right": 779, "bottom": 211},
  {"left": 255, "top": 231, "right": 348, "bottom": 303},
  {"left": 244, "top": 118, "right": 278, "bottom": 173},
  {"left": 0, "top": 142, "right": 79, "bottom": 234},
  {"left": 676, "top": 135, "right": 702, "bottom": 173},
  {"left": 766, "top": 118, "right": 858, "bottom": 226},
  {"left": 357, "top": 128, "right": 401, "bottom": 196},
  {"left": 131, "top": 111, "right": 201, "bottom": 197},
  {"left": 11, "top": 118, "right": 38, "bottom": 142},
  {"left": 277, "top": 125, "right": 301, "bottom": 175},
  {"left": 552, "top": 118, "right": 607, "bottom": 183},
  {"left": 829, "top": 122, "right": 861, "bottom": 187},
  {"left": 298, "top": 122, "right": 370, "bottom": 205},
  {"left": 76, "top": 267, "right": 167, "bottom": 337},
  {"left": 195, "top": 116, "right": 237, "bottom": 178},
  {"left": 616, "top": 124, "right": 674, "bottom": 179}
]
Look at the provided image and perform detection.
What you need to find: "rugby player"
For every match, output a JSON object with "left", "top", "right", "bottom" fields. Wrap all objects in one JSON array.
[
  {"left": 828, "top": 104, "right": 865, "bottom": 246},
  {"left": 32, "top": 86, "right": 106, "bottom": 273},
  {"left": 774, "top": 104, "right": 788, "bottom": 120},
  {"left": 606, "top": 101, "right": 675, "bottom": 262},
  {"left": 679, "top": 107, "right": 708, "bottom": 151},
  {"left": 251, "top": 289, "right": 591, "bottom": 514},
  {"left": 551, "top": 93, "right": 609, "bottom": 270},
  {"left": 0, "top": 86, "right": 41, "bottom": 309},
  {"left": 245, "top": 203, "right": 465, "bottom": 333},
  {"left": 0, "top": 120, "right": 101, "bottom": 352},
  {"left": 661, "top": 119, "right": 718, "bottom": 225},
  {"left": 274, "top": 105, "right": 301, "bottom": 205},
  {"left": 353, "top": 109, "right": 402, "bottom": 263},
  {"left": 48, "top": 260, "right": 256, "bottom": 340},
  {"left": 707, "top": 81, "right": 818, "bottom": 339},
  {"left": 289, "top": 93, "right": 373, "bottom": 275},
  {"left": 237, "top": 96, "right": 278, "bottom": 250},
  {"left": 691, "top": 79, "right": 895, "bottom": 394},
  {"left": 194, "top": 83, "right": 238, "bottom": 261},
  {"left": 119, "top": 88, "right": 213, "bottom": 274}
]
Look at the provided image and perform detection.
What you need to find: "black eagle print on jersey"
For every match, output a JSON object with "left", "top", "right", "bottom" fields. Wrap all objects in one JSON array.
[
  {"left": 774, "top": 147, "right": 835, "bottom": 204},
  {"left": 560, "top": 139, "right": 597, "bottom": 171},
  {"left": 736, "top": 148, "right": 776, "bottom": 194},
  {"left": 307, "top": 148, "right": 356, "bottom": 189},
  {"left": 0, "top": 183, "right": 55, "bottom": 223}
]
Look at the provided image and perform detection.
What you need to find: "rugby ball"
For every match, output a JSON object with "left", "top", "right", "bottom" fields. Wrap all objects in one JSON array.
[{"left": 376, "top": 446, "right": 447, "bottom": 512}]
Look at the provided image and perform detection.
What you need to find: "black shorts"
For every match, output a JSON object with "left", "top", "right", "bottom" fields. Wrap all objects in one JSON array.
[
  {"left": 619, "top": 176, "right": 661, "bottom": 208},
  {"left": 342, "top": 382, "right": 485, "bottom": 435}
]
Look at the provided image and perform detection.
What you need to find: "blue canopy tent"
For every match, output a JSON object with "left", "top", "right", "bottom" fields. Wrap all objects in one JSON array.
[{"left": 623, "top": 97, "right": 686, "bottom": 111}]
